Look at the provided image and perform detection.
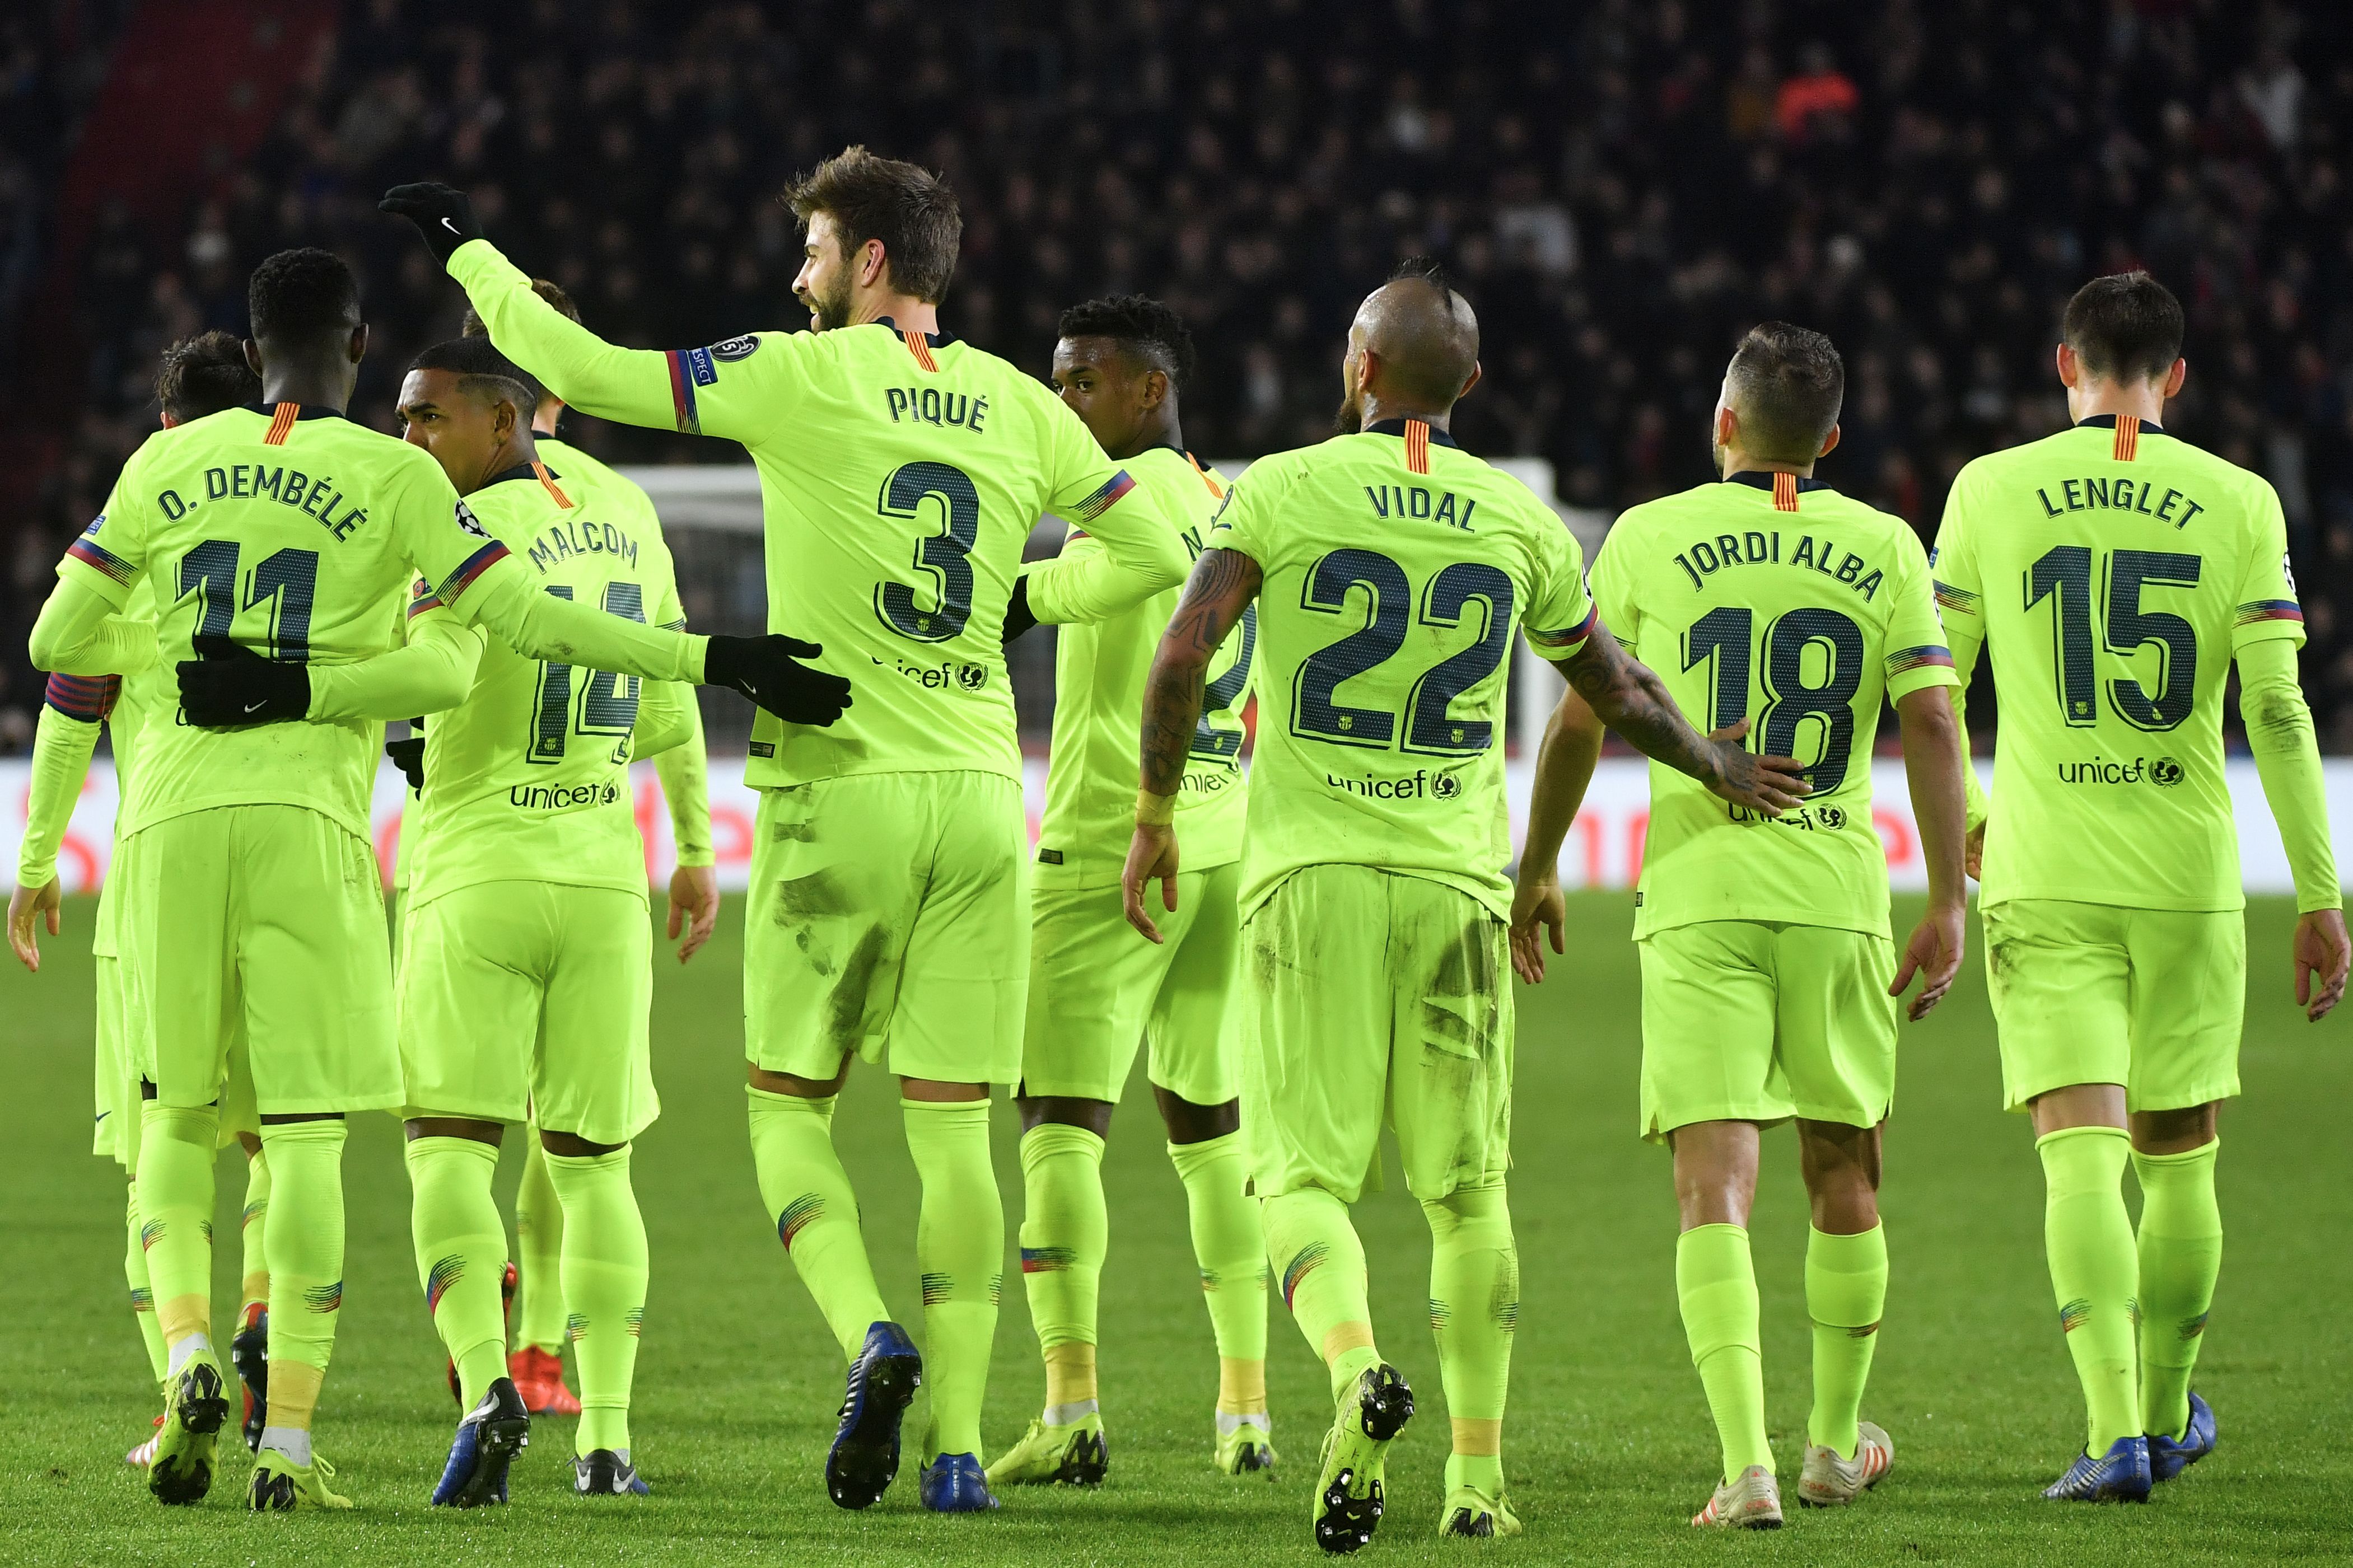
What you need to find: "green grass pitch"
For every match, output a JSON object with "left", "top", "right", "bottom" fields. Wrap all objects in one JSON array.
[{"left": 4, "top": 893, "right": 2346, "bottom": 1566}]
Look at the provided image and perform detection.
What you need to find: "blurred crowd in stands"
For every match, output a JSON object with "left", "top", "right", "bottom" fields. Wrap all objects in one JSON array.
[{"left": 3, "top": 0, "right": 2350, "bottom": 747}]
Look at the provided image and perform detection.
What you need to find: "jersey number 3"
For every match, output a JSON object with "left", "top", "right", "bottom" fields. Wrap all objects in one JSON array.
[{"left": 874, "top": 461, "right": 979, "bottom": 643}]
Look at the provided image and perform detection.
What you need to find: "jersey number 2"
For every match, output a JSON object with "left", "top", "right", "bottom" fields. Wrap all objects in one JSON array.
[{"left": 1290, "top": 549, "right": 1515, "bottom": 756}]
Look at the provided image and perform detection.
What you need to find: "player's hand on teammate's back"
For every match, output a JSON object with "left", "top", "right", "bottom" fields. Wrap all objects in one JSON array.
[
  {"left": 386, "top": 733, "right": 427, "bottom": 791},
  {"left": 702, "top": 635, "right": 852, "bottom": 726},
  {"left": 379, "top": 182, "right": 485, "bottom": 265},
  {"left": 1890, "top": 901, "right": 1965, "bottom": 1021},
  {"left": 178, "top": 636, "right": 310, "bottom": 728},
  {"left": 1120, "top": 823, "right": 1180, "bottom": 944},
  {"left": 2291, "top": 907, "right": 2349, "bottom": 1023},
  {"left": 1508, "top": 870, "right": 1566, "bottom": 985},
  {"left": 1001, "top": 577, "right": 1039, "bottom": 646},
  {"left": 1698, "top": 719, "right": 1811, "bottom": 815},
  {"left": 667, "top": 864, "right": 720, "bottom": 965},
  {"left": 7, "top": 878, "right": 60, "bottom": 973}
]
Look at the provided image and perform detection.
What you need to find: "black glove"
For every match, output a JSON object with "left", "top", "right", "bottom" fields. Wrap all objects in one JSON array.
[
  {"left": 379, "top": 181, "right": 485, "bottom": 265},
  {"left": 1001, "top": 574, "right": 1039, "bottom": 645},
  {"left": 178, "top": 636, "right": 309, "bottom": 728},
  {"left": 703, "top": 635, "right": 852, "bottom": 726},
  {"left": 386, "top": 729, "right": 426, "bottom": 792}
]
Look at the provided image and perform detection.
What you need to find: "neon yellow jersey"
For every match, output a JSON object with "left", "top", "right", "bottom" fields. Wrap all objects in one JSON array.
[
  {"left": 1208, "top": 419, "right": 1595, "bottom": 921},
  {"left": 1932, "top": 415, "right": 2305, "bottom": 911},
  {"left": 54, "top": 402, "right": 517, "bottom": 842},
  {"left": 1037, "top": 447, "right": 1252, "bottom": 888},
  {"left": 450, "top": 240, "right": 1189, "bottom": 792},
  {"left": 1593, "top": 473, "right": 1957, "bottom": 939},
  {"left": 403, "top": 461, "right": 689, "bottom": 910}
]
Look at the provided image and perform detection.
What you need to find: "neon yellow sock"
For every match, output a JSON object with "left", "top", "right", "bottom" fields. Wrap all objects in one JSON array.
[
  {"left": 747, "top": 1087, "right": 889, "bottom": 1360},
  {"left": 1425, "top": 1182, "right": 1516, "bottom": 1497},
  {"left": 124, "top": 1181, "right": 167, "bottom": 1387},
  {"left": 545, "top": 1146, "right": 648, "bottom": 1456},
  {"left": 2133, "top": 1139, "right": 2221, "bottom": 1441},
  {"left": 513, "top": 1127, "right": 567, "bottom": 1355},
  {"left": 257, "top": 1119, "right": 348, "bottom": 1450},
  {"left": 238, "top": 1148, "right": 272, "bottom": 1317},
  {"left": 2038, "top": 1125, "right": 2140, "bottom": 1454},
  {"left": 1805, "top": 1224, "right": 1887, "bottom": 1457},
  {"left": 1678, "top": 1223, "right": 1771, "bottom": 1482},
  {"left": 1168, "top": 1131, "right": 1268, "bottom": 1415},
  {"left": 904, "top": 1099, "right": 1002, "bottom": 1461},
  {"left": 1263, "top": 1188, "right": 1379, "bottom": 1408},
  {"left": 136, "top": 1102, "right": 219, "bottom": 1366},
  {"left": 405, "top": 1135, "right": 509, "bottom": 1406},
  {"left": 1017, "top": 1123, "right": 1105, "bottom": 1408}
]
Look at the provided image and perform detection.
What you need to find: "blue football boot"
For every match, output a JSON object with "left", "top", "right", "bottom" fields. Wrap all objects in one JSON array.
[
  {"left": 919, "top": 1451, "right": 1001, "bottom": 1513},
  {"left": 432, "top": 1375, "right": 530, "bottom": 1507},
  {"left": 2042, "top": 1434, "right": 2151, "bottom": 1503},
  {"left": 2149, "top": 1392, "right": 2217, "bottom": 1484},
  {"left": 825, "top": 1321, "right": 923, "bottom": 1510}
]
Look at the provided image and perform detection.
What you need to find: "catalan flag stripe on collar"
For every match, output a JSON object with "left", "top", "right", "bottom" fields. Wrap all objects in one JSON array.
[
  {"left": 264, "top": 401, "right": 299, "bottom": 446},
  {"left": 902, "top": 328, "right": 940, "bottom": 372},
  {"left": 1405, "top": 418, "right": 1430, "bottom": 475},
  {"left": 1773, "top": 471, "right": 1799, "bottom": 511},
  {"left": 2113, "top": 414, "right": 2139, "bottom": 462},
  {"left": 533, "top": 460, "right": 572, "bottom": 509}
]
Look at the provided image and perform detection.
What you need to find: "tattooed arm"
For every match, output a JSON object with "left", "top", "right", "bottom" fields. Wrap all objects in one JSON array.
[
  {"left": 1552, "top": 630, "right": 1812, "bottom": 812},
  {"left": 1122, "top": 547, "right": 1264, "bottom": 942}
]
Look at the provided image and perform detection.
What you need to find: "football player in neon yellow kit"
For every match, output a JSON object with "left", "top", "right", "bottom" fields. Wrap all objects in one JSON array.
[
  {"left": 26, "top": 247, "right": 844, "bottom": 1511},
  {"left": 392, "top": 336, "right": 699, "bottom": 1505},
  {"left": 991, "top": 296, "right": 1271, "bottom": 1488},
  {"left": 386, "top": 148, "right": 1187, "bottom": 1513},
  {"left": 457, "top": 283, "right": 717, "bottom": 1422},
  {"left": 1514, "top": 324, "right": 1969, "bottom": 1529},
  {"left": 7, "top": 330, "right": 279, "bottom": 1467},
  {"left": 1932, "top": 272, "right": 2347, "bottom": 1501},
  {"left": 1122, "top": 260, "right": 1808, "bottom": 1551}
]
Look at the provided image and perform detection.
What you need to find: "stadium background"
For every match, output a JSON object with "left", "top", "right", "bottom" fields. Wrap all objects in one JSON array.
[{"left": 3, "top": 0, "right": 2350, "bottom": 757}]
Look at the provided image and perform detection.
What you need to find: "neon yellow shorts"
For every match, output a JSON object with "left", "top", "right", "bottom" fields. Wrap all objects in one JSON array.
[
  {"left": 398, "top": 881, "right": 657, "bottom": 1147},
  {"left": 1982, "top": 898, "right": 2244, "bottom": 1113},
  {"left": 1241, "top": 865, "right": 1511, "bottom": 1205},
  {"left": 1636, "top": 920, "right": 1898, "bottom": 1141},
  {"left": 94, "top": 953, "right": 134, "bottom": 1164},
  {"left": 745, "top": 770, "right": 1029, "bottom": 1087},
  {"left": 1021, "top": 861, "right": 1242, "bottom": 1107},
  {"left": 115, "top": 804, "right": 400, "bottom": 1116}
]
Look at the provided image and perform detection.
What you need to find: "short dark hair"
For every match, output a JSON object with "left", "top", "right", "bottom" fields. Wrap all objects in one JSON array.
[
  {"left": 156, "top": 330, "right": 261, "bottom": 422},
  {"left": 1725, "top": 322, "right": 1845, "bottom": 464},
  {"left": 248, "top": 247, "right": 359, "bottom": 343},
  {"left": 406, "top": 336, "right": 538, "bottom": 419},
  {"left": 1056, "top": 294, "right": 1197, "bottom": 387},
  {"left": 2062, "top": 271, "right": 2184, "bottom": 383},
  {"left": 782, "top": 145, "right": 961, "bottom": 303},
  {"left": 459, "top": 279, "right": 577, "bottom": 405}
]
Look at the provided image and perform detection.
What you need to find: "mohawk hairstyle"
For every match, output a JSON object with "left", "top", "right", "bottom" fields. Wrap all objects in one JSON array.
[
  {"left": 782, "top": 145, "right": 962, "bottom": 303},
  {"left": 407, "top": 336, "right": 538, "bottom": 419},
  {"left": 1057, "top": 294, "right": 1197, "bottom": 387},
  {"left": 248, "top": 247, "right": 360, "bottom": 343},
  {"left": 1388, "top": 253, "right": 1462, "bottom": 297},
  {"left": 2063, "top": 271, "right": 2185, "bottom": 385},
  {"left": 156, "top": 329, "right": 260, "bottom": 422},
  {"left": 459, "top": 278, "right": 578, "bottom": 405},
  {"left": 1725, "top": 322, "right": 1845, "bottom": 465}
]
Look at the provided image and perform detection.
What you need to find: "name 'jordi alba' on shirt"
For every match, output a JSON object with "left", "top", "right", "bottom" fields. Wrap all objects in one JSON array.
[{"left": 1670, "top": 528, "right": 1893, "bottom": 600}]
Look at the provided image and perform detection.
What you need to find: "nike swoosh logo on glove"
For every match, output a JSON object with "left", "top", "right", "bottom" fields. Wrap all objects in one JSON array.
[
  {"left": 442, "top": 217, "right": 461, "bottom": 234},
  {"left": 245, "top": 700, "right": 268, "bottom": 713}
]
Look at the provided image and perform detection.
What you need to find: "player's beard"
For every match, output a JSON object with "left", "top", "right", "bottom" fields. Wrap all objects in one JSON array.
[
  {"left": 805, "top": 271, "right": 855, "bottom": 333},
  {"left": 1332, "top": 389, "right": 1364, "bottom": 436}
]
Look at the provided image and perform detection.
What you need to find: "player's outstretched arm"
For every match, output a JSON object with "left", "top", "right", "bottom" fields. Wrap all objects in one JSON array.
[
  {"left": 2237, "top": 638, "right": 2348, "bottom": 1021},
  {"left": 8, "top": 686, "right": 109, "bottom": 972},
  {"left": 178, "top": 613, "right": 488, "bottom": 729},
  {"left": 1552, "top": 632, "right": 1808, "bottom": 813},
  {"left": 1891, "top": 685, "right": 1968, "bottom": 1021},
  {"left": 1510, "top": 686, "right": 1606, "bottom": 985},
  {"left": 382, "top": 185, "right": 685, "bottom": 435},
  {"left": 1026, "top": 479, "right": 1191, "bottom": 628},
  {"left": 1122, "top": 546, "right": 1262, "bottom": 942},
  {"left": 27, "top": 578, "right": 157, "bottom": 678}
]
